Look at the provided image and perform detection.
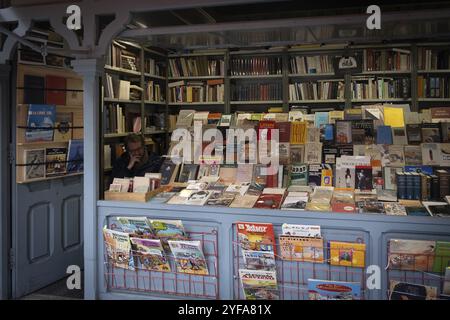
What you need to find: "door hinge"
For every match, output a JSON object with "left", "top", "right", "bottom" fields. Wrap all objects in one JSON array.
[
  {"left": 8, "top": 143, "right": 14, "bottom": 165},
  {"left": 8, "top": 249, "right": 15, "bottom": 270}
]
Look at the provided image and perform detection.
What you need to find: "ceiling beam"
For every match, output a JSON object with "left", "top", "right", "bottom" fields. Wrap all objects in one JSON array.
[{"left": 120, "top": 8, "right": 450, "bottom": 37}]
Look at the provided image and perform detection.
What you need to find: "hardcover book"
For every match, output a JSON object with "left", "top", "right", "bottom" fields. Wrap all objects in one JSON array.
[
  {"left": 236, "top": 222, "right": 276, "bottom": 253},
  {"left": 24, "top": 149, "right": 45, "bottom": 181},
  {"left": 308, "top": 279, "right": 361, "bottom": 300},
  {"left": 376, "top": 125, "right": 393, "bottom": 144},
  {"left": 279, "top": 235, "right": 324, "bottom": 263},
  {"left": 45, "top": 147, "right": 67, "bottom": 176},
  {"left": 351, "top": 119, "right": 374, "bottom": 145},
  {"left": 290, "top": 145, "right": 305, "bottom": 163},
  {"left": 388, "top": 239, "right": 435, "bottom": 271},
  {"left": 168, "top": 240, "right": 209, "bottom": 275},
  {"left": 406, "top": 124, "right": 422, "bottom": 145},
  {"left": 392, "top": 127, "right": 408, "bottom": 145},
  {"left": 288, "top": 163, "right": 308, "bottom": 186},
  {"left": 130, "top": 238, "right": 171, "bottom": 272},
  {"left": 389, "top": 280, "right": 437, "bottom": 300},
  {"left": 103, "top": 228, "right": 135, "bottom": 270},
  {"left": 329, "top": 241, "right": 366, "bottom": 268},
  {"left": 53, "top": 112, "right": 72, "bottom": 142},
  {"left": 159, "top": 159, "right": 179, "bottom": 185},
  {"left": 335, "top": 120, "right": 352, "bottom": 144},
  {"left": 177, "top": 163, "right": 199, "bottom": 183},
  {"left": 242, "top": 250, "right": 276, "bottom": 271},
  {"left": 355, "top": 165, "right": 373, "bottom": 190},
  {"left": 239, "top": 269, "right": 279, "bottom": 300},
  {"left": 24, "top": 74, "right": 45, "bottom": 104},
  {"left": 421, "top": 143, "right": 441, "bottom": 166},
  {"left": 25, "top": 104, "right": 56, "bottom": 142},
  {"left": 404, "top": 145, "right": 423, "bottom": 166},
  {"left": 45, "top": 75, "right": 66, "bottom": 105},
  {"left": 421, "top": 123, "right": 442, "bottom": 143},
  {"left": 66, "top": 139, "right": 83, "bottom": 173}
]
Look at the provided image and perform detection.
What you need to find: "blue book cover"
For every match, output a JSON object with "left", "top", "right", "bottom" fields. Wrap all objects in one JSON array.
[
  {"left": 66, "top": 139, "right": 83, "bottom": 173},
  {"left": 25, "top": 104, "right": 56, "bottom": 142},
  {"left": 376, "top": 125, "right": 393, "bottom": 144},
  {"left": 324, "top": 124, "right": 334, "bottom": 142},
  {"left": 404, "top": 166, "right": 433, "bottom": 175},
  {"left": 308, "top": 279, "right": 361, "bottom": 300},
  {"left": 314, "top": 112, "right": 329, "bottom": 128}
]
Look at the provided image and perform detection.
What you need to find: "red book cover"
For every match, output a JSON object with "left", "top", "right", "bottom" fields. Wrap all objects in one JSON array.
[
  {"left": 276, "top": 121, "right": 291, "bottom": 143},
  {"left": 253, "top": 194, "right": 283, "bottom": 209},
  {"left": 258, "top": 120, "right": 276, "bottom": 141},
  {"left": 236, "top": 222, "right": 276, "bottom": 254},
  {"left": 45, "top": 75, "right": 66, "bottom": 105}
]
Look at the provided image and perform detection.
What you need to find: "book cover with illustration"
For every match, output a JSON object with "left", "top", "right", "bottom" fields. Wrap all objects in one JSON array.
[
  {"left": 130, "top": 238, "right": 171, "bottom": 272},
  {"left": 236, "top": 222, "right": 276, "bottom": 254},
  {"left": 53, "top": 112, "right": 73, "bottom": 142},
  {"left": 148, "top": 219, "right": 188, "bottom": 249},
  {"left": 239, "top": 269, "right": 279, "bottom": 300},
  {"left": 25, "top": 104, "right": 56, "bottom": 142},
  {"left": 253, "top": 194, "right": 284, "bottom": 209},
  {"left": 168, "top": 240, "right": 209, "bottom": 275},
  {"left": 24, "top": 149, "right": 45, "bottom": 181},
  {"left": 308, "top": 279, "right": 361, "bottom": 300},
  {"left": 66, "top": 139, "right": 84, "bottom": 173},
  {"left": 115, "top": 216, "right": 153, "bottom": 238},
  {"left": 281, "top": 223, "right": 321, "bottom": 237},
  {"left": 242, "top": 250, "right": 276, "bottom": 271},
  {"left": 279, "top": 235, "right": 324, "bottom": 263},
  {"left": 103, "top": 227, "right": 135, "bottom": 270},
  {"left": 388, "top": 239, "right": 435, "bottom": 271},
  {"left": 389, "top": 280, "right": 437, "bottom": 300},
  {"left": 288, "top": 163, "right": 308, "bottom": 186},
  {"left": 45, "top": 147, "right": 67, "bottom": 176},
  {"left": 329, "top": 241, "right": 366, "bottom": 268}
]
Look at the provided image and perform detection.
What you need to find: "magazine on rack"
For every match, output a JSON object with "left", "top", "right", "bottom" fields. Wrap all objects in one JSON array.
[
  {"left": 236, "top": 222, "right": 276, "bottom": 253},
  {"left": 168, "top": 240, "right": 209, "bottom": 275},
  {"left": 308, "top": 279, "right": 361, "bottom": 300},
  {"left": 388, "top": 239, "right": 435, "bottom": 271},
  {"left": 239, "top": 269, "right": 279, "bottom": 300},
  {"left": 115, "top": 216, "right": 153, "bottom": 237},
  {"left": 130, "top": 238, "right": 171, "bottom": 272},
  {"left": 103, "top": 227, "right": 135, "bottom": 270},
  {"left": 242, "top": 250, "right": 276, "bottom": 271}
]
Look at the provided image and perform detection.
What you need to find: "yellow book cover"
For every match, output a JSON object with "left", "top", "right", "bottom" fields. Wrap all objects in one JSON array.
[
  {"left": 321, "top": 169, "right": 333, "bottom": 187},
  {"left": 250, "top": 113, "right": 264, "bottom": 121},
  {"left": 186, "top": 86, "right": 193, "bottom": 102},
  {"left": 329, "top": 241, "right": 366, "bottom": 268},
  {"left": 279, "top": 235, "right": 324, "bottom": 263},
  {"left": 384, "top": 107, "right": 405, "bottom": 127},
  {"left": 290, "top": 121, "right": 307, "bottom": 144},
  {"left": 328, "top": 111, "right": 344, "bottom": 124}
]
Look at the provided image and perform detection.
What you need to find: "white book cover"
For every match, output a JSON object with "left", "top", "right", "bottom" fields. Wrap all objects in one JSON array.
[
  {"left": 112, "top": 178, "right": 131, "bottom": 193},
  {"left": 421, "top": 143, "right": 441, "bottom": 166},
  {"left": 281, "top": 223, "right": 321, "bottom": 237},
  {"left": 262, "top": 188, "right": 286, "bottom": 195},
  {"left": 133, "top": 176, "right": 150, "bottom": 193},
  {"left": 226, "top": 183, "right": 250, "bottom": 196}
]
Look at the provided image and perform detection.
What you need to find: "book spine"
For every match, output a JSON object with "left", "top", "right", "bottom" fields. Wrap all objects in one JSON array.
[
  {"left": 439, "top": 172, "right": 450, "bottom": 200},
  {"left": 430, "top": 174, "right": 440, "bottom": 201},
  {"left": 413, "top": 173, "right": 421, "bottom": 200},
  {"left": 405, "top": 173, "right": 414, "bottom": 200},
  {"left": 396, "top": 172, "right": 407, "bottom": 200}
]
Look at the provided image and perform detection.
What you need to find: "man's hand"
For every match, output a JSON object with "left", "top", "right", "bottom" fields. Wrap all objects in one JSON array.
[{"left": 127, "top": 155, "right": 141, "bottom": 170}]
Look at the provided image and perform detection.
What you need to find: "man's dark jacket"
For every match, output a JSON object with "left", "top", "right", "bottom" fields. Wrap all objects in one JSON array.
[{"left": 111, "top": 151, "right": 163, "bottom": 180}]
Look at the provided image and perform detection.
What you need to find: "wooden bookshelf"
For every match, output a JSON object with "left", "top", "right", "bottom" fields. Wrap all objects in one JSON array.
[
  {"left": 230, "top": 100, "right": 283, "bottom": 105},
  {"left": 168, "top": 76, "right": 224, "bottom": 80}
]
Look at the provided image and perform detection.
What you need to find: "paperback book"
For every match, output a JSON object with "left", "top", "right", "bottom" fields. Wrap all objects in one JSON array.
[
  {"left": 168, "top": 240, "right": 209, "bottom": 275},
  {"left": 130, "top": 238, "right": 171, "bottom": 272}
]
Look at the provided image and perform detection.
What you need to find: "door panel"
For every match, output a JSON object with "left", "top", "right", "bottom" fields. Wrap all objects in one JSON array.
[{"left": 13, "top": 177, "right": 83, "bottom": 298}]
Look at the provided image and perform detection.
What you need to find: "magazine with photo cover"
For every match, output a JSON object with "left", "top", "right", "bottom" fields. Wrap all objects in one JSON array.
[
  {"left": 177, "top": 163, "right": 199, "bottom": 183},
  {"left": 206, "top": 191, "right": 235, "bottom": 206},
  {"left": 130, "top": 238, "right": 171, "bottom": 272},
  {"left": 290, "top": 145, "right": 305, "bottom": 164},
  {"left": 103, "top": 227, "right": 135, "bottom": 270},
  {"left": 335, "top": 120, "right": 352, "bottom": 144},
  {"left": 239, "top": 269, "right": 279, "bottom": 300},
  {"left": 242, "top": 250, "right": 276, "bottom": 271},
  {"left": 168, "top": 240, "right": 209, "bottom": 275},
  {"left": 279, "top": 235, "right": 324, "bottom": 263},
  {"left": 25, "top": 104, "right": 56, "bottom": 142},
  {"left": 329, "top": 241, "right": 366, "bottom": 268},
  {"left": 24, "top": 149, "right": 45, "bottom": 181},
  {"left": 388, "top": 239, "right": 435, "bottom": 271},
  {"left": 236, "top": 222, "right": 276, "bottom": 253},
  {"left": 355, "top": 165, "right": 373, "bottom": 190},
  {"left": 308, "top": 279, "right": 361, "bottom": 300},
  {"left": 389, "top": 280, "right": 437, "bottom": 300}
]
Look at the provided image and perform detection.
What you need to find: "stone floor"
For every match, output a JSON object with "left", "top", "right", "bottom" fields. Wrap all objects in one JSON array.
[{"left": 20, "top": 273, "right": 84, "bottom": 300}]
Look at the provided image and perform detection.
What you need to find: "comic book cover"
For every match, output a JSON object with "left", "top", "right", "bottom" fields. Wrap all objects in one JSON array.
[
  {"left": 279, "top": 236, "right": 324, "bottom": 263},
  {"left": 242, "top": 250, "right": 276, "bottom": 271},
  {"left": 388, "top": 239, "right": 435, "bottom": 271},
  {"left": 168, "top": 240, "right": 209, "bottom": 275},
  {"left": 281, "top": 223, "right": 321, "bottom": 237},
  {"left": 236, "top": 222, "right": 276, "bottom": 254},
  {"left": 130, "top": 238, "right": 171, "bottom": 272},
  {"left": 115, "top": 216, "right": 153, "bottom": 238},
  {"left": 308, "top": 279, "right": 361, "bottom": 300},
  {"left": 389, "top": 280, "right": 437, "bottom": 300},
  {"left": 103, "top": 227, "right": 135, "bottom": 270},
  {"left": 329, "top": 241, "right": 366, "bottom": 268},
  {"left": 148, "top": 219, "right": 188, "bottom": 250},
  {"left": 239, "top": 269, "right": 279, "bottom": 300}
]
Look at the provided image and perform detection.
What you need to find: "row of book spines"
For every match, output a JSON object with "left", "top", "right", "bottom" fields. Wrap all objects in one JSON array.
[
  {"left": 396, "top": 171, "right": 449, "bottom": 201},
  {"left": 351, "top": 78, "right": 410, "bottom": 99},
  {"left": 168, "top": 58, "right": 224, "bottom": 77},
  {"left": 417, "top": 76, "right": 450, "bottom": 98},
  {"left": 417, "top": 48, "right": 450, "bottom": 70},
  {"left": 104, "top": 104, "right": 141, "bottom": 134},
  {"left": 363, "top": 49, "right": 411, "bottom": 71},
  {"left": 289, "top": 56, "right": 334, "bottom": 74},
  {"left": 231, "top": 83, "right": 282, "bottom": 101},
  {"left": 230, "top": 57, "right": 282, "bottom": 76},
  {"left": 169, "top": 85, "right": 225, "bottom": 103},
  {"left": 289, "top": 82, "right": 345, "bottom": 101}
]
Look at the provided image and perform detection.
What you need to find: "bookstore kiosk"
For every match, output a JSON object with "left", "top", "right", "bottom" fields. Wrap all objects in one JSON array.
[{"left": 1, "top": 1, "right": 450, "bottom": 301}]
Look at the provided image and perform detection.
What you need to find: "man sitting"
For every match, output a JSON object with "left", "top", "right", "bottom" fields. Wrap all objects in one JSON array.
[{"left": 111, "top": 133, "right": 163, "bottom": 180}]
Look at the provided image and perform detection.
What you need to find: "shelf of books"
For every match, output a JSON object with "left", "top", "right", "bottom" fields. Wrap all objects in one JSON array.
[{"left": 15, "top": 59, "right": 84, "bottom": 184}]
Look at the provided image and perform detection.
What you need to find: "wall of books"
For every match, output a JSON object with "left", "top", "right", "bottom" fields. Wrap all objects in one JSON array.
[{"left": 16, "top": 28, "right": 84, "bottom": 183}]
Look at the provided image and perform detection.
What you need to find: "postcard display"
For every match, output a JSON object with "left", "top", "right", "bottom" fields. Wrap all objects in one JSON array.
[{"left": 98, "top": 44, "right": 450, "bottom": 300}]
